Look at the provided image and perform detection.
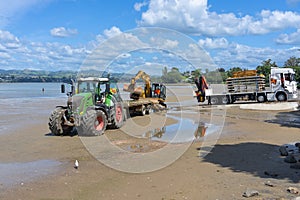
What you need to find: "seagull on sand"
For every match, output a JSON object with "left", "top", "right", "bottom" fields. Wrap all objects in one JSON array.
[{"left": 74, "top": 160, "right": 79, "bottom": 169}]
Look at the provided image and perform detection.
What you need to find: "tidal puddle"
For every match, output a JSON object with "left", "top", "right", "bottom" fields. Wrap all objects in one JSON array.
[
  {"left": 143, "top": 115, "right": 220, "bottom": 143},
  {"left": 111, "top": 114, "right": 221, "bottom": 153},
  {"left": 0, "top": 159, "right": 61, "bottom": 188}
]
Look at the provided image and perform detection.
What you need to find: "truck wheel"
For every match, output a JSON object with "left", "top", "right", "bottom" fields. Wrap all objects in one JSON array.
[
  {"left": 276, "top": 92, "right": 287, "bottom": 102},
  {"left": 78, "top": 109, "right": 107, "bottom": 136},
  {"left": 109, "top": 102, "right": 125, "bottom": 129},
  {"left": 48, "top": 107, "right": 72, "bottom": 135},
  {"left": 221, "top": 96, "right": 229, "bottom": 104},
  {"left": 210, "top": 96, "right": 219, "bottom": 105},
  {"left": 257, "top": 95, "right": 266, "bottom": 103}
]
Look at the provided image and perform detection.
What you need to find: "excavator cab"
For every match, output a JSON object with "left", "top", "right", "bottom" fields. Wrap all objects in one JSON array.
[{"left": 152, "top": 83, "right": 166, "bottom": 100}]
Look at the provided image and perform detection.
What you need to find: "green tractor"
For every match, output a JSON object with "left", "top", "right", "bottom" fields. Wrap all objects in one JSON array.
[{"left": 48, "top": 77, "right": 126, "bottom": 136}]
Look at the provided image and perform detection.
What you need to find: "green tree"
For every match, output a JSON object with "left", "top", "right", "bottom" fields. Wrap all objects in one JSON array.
[
  {"left": 204, "top": 69, "right": 224, "bottom": 84},
  {"left": 218, "top": 68, "right": 228, "bottom": 83},
  {"left": 162, "top": 66, "right": 168, "bottom": 77},
  {"left": 226, "top": 67, "right": 243, "bottom": 78},
  {"left": 161, "top": 67, "right": 184, "bottom": 83},
  {"left": 284, "top": 56, "right": 300, "bottom": 68},
  {"left": 256, "top": 59, "right": 278, "bottom": 85},
  {"left": 284, "top": 56, "right": 300, "bottom": 87}
]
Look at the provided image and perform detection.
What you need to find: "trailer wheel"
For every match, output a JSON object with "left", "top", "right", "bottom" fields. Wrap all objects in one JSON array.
[
  {"left": 257, "top": 95, "right": 266, "bottom": 103},
  {"left": 145, "top": 105, "right": 152, "bottom": 115},
  {"left": 210, "top": 96, "right": 219, "bottom": 105},
  {"left": 141, "top": 105, "right": 147, "bottom": 116},
  {"left": 276, "top": 92, "right": 287, "bottom": 102},
  {"left": 78, "top": 109, "right": 107, "bottom": 136}
]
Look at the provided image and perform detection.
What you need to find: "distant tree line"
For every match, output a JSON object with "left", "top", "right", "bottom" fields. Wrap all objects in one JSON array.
[
  {"left": 177, "top": 57, "right": 300, "bottom": 87},
  {"left": 0, "top": 69, "right": 77, "bottom": 83},
  {"left": 1, "top": 57, "right": 299, "bottom": 88}
]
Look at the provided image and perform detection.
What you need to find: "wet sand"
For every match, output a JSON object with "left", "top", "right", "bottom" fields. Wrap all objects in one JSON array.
[{"left": 1, "top": 89, "right": 300, "bottom": 199}]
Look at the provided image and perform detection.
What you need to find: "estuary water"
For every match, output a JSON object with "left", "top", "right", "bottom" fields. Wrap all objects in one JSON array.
[
  {"left": 0, "top": 82, "right": 66, "bottom": 99},
  {"left": 0, "top": 82, "right": 67, "bottom": 135}
]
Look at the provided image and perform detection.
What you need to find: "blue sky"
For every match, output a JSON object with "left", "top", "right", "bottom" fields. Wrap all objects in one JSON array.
[{"left": 0, "top": 0, "right": 300, "bottom": 73}]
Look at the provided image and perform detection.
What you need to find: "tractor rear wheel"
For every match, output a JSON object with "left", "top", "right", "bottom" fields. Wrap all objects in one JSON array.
[
  {"left": 48, "top": 107, "right": 72, "bottom": 135},
  {"left": 78, "top": 109, "right": 107, "bottom": 136},
  {"left": 109, "top": 102, "right": 125, "bottom": 129}
]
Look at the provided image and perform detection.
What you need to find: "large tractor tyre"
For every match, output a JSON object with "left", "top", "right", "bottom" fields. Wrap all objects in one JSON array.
[
  {"left": 78, "top": 109, "right": 107, "bottom": 136},
  {"left": 109, "top": 102, "right": 125, "bottom": 129},
  {"left": 48, "top": 107, "right": 72, "bottom": 135}
]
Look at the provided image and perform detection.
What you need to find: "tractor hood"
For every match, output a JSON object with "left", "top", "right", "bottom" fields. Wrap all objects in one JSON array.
[{"left": 72, "top": 93, "right": 93, "bottom": 115}]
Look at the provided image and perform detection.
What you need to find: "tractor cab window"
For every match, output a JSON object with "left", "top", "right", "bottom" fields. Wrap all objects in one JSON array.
[
  {"left": 99, "top": 83, "right": 107, "bottom": 94},
  {"left": 78, "top": 82, "right": 96, "bottom": 93}
]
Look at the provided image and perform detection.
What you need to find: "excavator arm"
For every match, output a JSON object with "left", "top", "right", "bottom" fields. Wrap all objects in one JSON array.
[{"left": 124, "top": 70, "right": 152, "bottom": 99}]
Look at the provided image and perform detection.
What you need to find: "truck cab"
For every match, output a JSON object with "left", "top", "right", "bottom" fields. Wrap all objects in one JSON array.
[{"left": 270, "top": 67, "right": 298, "bottom": 100}]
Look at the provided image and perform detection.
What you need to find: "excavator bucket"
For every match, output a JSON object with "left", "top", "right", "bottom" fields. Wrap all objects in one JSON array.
[
  {"left": 123, "top": 83, "right": 144, "bottom": 99},
  {"left": 123, "top": 83, "right": 135, "bottom": 92}
]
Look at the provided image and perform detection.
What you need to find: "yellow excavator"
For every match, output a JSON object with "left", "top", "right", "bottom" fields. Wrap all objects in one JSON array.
[{"left": 123, "top": 70, "right": 166, "bottom": 105}]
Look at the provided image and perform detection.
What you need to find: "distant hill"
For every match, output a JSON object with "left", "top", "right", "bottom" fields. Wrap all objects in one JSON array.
[{"left": 0, "top": 69, "right": 133, "bottom": 83}]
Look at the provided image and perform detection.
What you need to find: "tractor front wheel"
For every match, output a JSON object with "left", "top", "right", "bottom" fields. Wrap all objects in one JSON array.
[{"left": 48, "top": 107, "right": 73, "bottom": 135}]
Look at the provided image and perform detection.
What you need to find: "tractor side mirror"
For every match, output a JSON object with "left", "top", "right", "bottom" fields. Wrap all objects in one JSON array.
[
  {"left": 71, "top": 85, "right": 75, "bottom": 95},
  {"left": 106, "top": 83, "right": 110, "bottom": 93},
  {"left": 61, "top": 84, "right": 65, "bottom": 93}
]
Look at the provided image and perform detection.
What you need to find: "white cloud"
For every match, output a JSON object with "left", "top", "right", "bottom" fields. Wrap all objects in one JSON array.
[
  {"left": 50, "top": 27, "right": 78, "bottom": 38},
  {"left": 0, "top": 52, "right": 10, "bottom": 59},
  {"left": 0, "top": 30, "right": 21, "bottom": 50},
  {"left": 103, "top": 26, "right": 122, "bottom": 38},
  {"left": 276, "top": 29, "right": 300, "bottom": 44},
  {"left": 0, "top": 30, "right": 89, "bottom": 70},
  {"left": 138, "top": 0, "right": 300, "bottom": 37},
  {"left": 198, "top": 38, "right": 229, "bottom": 49},
  {"left": 0, "top": 30, "right": 19, "bottom": 42},
  {"left": 149, "top": 36, "right": 179, "bottom": 49},
  {"left": 134, "top": 2, "right": 148, "bottom": 11},
  {"left": 212, "top": 43, "right": 298, "bottom": 69}
]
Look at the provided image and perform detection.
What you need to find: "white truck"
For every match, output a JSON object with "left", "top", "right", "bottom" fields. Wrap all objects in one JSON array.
[{"left": 195, "top": 67, "right": 298, "bottom": 105}]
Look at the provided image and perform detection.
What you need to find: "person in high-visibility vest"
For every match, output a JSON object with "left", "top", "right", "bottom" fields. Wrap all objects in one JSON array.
[{"left": 154, "top": 86, "right": 161, "bottom": 97}]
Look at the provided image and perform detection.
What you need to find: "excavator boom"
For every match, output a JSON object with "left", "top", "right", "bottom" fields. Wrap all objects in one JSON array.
[{"left": 123, "top": 70, "right": 152, "bottom": 99}]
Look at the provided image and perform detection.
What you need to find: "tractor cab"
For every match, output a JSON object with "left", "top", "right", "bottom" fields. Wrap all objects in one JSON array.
[{"left": 76, "top": 77, "right": 110, "bottom": 105}]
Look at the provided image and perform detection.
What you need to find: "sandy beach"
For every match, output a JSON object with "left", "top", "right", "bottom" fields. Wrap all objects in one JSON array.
[{"left": 0, "top": 88, "right": 300, "bottom": 200}]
